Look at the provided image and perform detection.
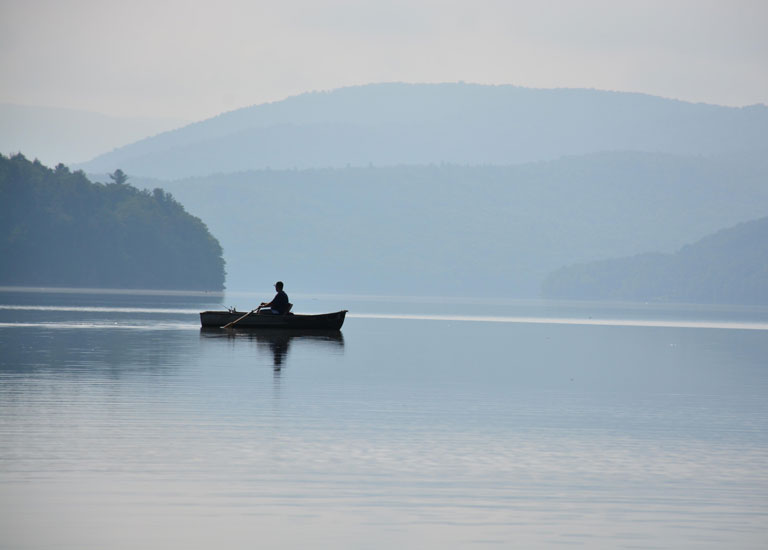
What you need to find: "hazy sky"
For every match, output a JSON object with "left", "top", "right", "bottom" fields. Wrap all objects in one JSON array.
[{"left": 1, "top": 0, "right": 766, "bottom": 121}]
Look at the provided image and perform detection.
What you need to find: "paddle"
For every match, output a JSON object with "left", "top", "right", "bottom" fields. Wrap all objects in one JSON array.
[{"left": 223, "top": 306, "right": 260, "bottom": 329}]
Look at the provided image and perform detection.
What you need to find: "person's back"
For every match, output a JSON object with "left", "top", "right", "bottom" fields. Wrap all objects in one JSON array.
[
  {"left": 260, "top": 281, "right": 290, "bottom": 314},
  {"left": 271, "top": 287, "right": 289, "bottom": 314}
]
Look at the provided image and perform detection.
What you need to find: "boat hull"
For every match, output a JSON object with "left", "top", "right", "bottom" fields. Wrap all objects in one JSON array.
[{"left": 200, "top": 310, "right": 347, "bottom": 330}]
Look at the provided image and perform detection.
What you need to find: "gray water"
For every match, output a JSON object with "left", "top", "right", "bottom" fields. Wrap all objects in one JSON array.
[{"left": 1, "top": 289, "right": 767, "bottom": 549}]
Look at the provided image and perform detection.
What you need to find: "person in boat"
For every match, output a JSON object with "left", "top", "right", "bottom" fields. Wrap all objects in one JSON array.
[{"left": 260, "top": 281, "right": 291, "bottom": 314}]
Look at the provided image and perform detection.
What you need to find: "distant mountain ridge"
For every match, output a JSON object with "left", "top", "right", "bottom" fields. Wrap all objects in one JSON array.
[
  {"left": 140, "top": 151, "right": 768, "bottom": 296},
  {"left": 0, "top": 103, "right": 186, "bottom": 166},
  {"left": 78, "top": 83, "right": 768, "bottom": 179},
  {"left": 542, "top": 216, "right": 768, "bottom": 305}
]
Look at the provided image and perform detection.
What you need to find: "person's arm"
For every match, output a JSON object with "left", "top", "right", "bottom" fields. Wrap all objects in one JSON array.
[{"left": 260, "top": 294, "right": 277, "bottom": 308}]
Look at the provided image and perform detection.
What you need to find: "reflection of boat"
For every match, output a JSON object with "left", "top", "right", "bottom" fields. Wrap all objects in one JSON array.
[
  {"left": 199, "top": 328, "right": 345, "bottom": 368},
  {"left": 200, "top": 327, "right": 345, "bottom": 346},
  {"left": 199, "top": 310, "right": 347, "bottom": 330}
]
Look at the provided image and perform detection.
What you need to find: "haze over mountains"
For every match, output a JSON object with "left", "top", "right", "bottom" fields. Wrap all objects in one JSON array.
[
  {"left": 137, "top": 150, "right": 767, "bottom": 297},
  {"left": 80, "top": 83, "right": 768, "bottom": 179},
  {"left": 0, "top": 103, "right": 186, "bottom": 166},
  {"left": 543, "top": 215, "right": 768, "bottom": 304},
  {"left": 9, "top": 82, "right": 767, "bottom": 301}
]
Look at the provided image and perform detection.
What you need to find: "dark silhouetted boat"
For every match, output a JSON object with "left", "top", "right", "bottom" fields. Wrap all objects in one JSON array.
[{"left": 200, "top": 309, "right": 347, "bottom": 330}]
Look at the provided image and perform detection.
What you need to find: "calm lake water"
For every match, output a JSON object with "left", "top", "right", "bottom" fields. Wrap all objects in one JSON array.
[{"left": 1, "top": 289, "right": 767, "bottom": 549}]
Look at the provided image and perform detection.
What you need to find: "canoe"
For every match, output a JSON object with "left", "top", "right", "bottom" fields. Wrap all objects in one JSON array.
[{"left": 200, "top": 309, "right": 347, "bottom": 330}]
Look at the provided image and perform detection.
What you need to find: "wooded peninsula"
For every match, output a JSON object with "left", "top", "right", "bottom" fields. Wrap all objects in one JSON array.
[{"left": 0, "top": 153, "right": 225, "bottom": 290}]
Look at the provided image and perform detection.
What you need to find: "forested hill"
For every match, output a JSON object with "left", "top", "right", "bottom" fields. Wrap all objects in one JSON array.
[
  {"left": 0, "top": 154, "right": 225, "bottom": 290},
  {"left": 542, "top": 216, "right": 768, "bottom": 305},
  {"left": 79, "top": 83, "right": 768, "bottom": 179},
  {"left": 139, "top": 150, "right": 768, "bottom": 297}
]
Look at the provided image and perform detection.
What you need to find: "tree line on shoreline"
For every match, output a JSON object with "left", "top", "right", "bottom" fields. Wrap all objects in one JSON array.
[{"left": 0, "top": 153, "right": 225, "bottom": 290}]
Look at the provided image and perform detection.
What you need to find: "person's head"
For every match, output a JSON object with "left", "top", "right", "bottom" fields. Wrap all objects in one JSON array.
[{"left": 275, "top": 281, "right": 284, "bottom": 291}]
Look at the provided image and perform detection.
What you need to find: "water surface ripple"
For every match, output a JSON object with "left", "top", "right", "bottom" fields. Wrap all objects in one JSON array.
[{"left": 1, "top": 291, "right": 767, "bottom": 549}]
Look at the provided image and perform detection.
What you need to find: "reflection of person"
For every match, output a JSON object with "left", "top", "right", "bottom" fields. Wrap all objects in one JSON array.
[
  {"left": 270, "top": 339, "right": 289, "bottom": 369},
  {"left": 260, "top": 281, "right": 290, "bottom": 314}
]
